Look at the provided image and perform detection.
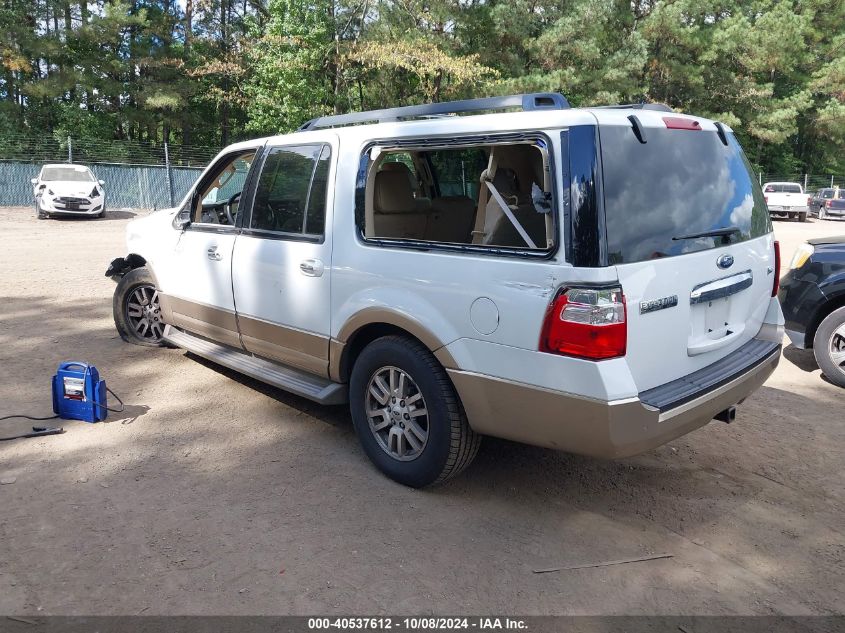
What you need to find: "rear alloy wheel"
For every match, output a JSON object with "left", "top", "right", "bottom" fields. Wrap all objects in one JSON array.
[
  {"left": 349, "top": 335, "right": 480, "bottom": 487},
  {"left": 366, "top": 366, "right": 430, "bottom": 461},
  {"left": 813, "top": 306, "right": 845, "bottom": 388},
  {"left": 113, "top": 267, "right": 165, "bottom": 346},
  {"left": 819, "top": 205, "right": 826, "bottom": 220}
]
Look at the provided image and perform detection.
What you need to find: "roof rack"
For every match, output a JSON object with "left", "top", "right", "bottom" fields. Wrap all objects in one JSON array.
[
  {"left": 591, "top": 103, "right": 674, "bottom": 112},
  {"left": 298, "top": 93, "right": 570, "bottom": 131}
]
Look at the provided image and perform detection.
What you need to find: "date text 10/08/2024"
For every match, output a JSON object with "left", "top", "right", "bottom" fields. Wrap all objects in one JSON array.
[{"left": 307, "top": 617, "right": 528, "bottom": 630}]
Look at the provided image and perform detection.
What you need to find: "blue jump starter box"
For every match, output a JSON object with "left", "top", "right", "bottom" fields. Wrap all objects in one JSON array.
[{"left": 51, "top": 362, "right": 108, "bottom": 422}]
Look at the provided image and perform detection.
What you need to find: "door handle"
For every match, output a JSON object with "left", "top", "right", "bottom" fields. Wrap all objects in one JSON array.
[
  {"left": 300, "top": 259, "right": 324, "bottom": 277},
  {"left": 207, "top": 246, "right": 223, "bottom": 261}
]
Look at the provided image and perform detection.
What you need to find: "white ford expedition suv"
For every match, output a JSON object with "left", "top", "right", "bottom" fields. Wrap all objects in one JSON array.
[{"left": 106, "top": 94, "right": 785, "bottom": 487}]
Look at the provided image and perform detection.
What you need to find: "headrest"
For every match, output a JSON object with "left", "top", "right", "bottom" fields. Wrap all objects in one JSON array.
[
  {"left": 374, "top": 169, "right": 416, "bottom": 213},
  {"left": 492, "top": 168, "right": 519, "bottom": 193}
]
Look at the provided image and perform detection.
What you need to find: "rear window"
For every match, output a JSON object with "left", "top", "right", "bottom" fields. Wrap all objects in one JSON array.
[
  {"left": 600, "top": 126, "right": 771, "bottom": 264},
  {"left": 764, "top": 183, "right": 802, "bottom": 193}
]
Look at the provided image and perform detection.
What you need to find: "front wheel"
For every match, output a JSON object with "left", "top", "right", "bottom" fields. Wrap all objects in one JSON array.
[
  {"left": 349, "top": 335, "right": 480, "bottom": 487},
  {"left": 813, "top": 306, "right": 845, "bottom": 388},
  {"left": 113, "top": 267, "right": 165, "bottom": 346}
]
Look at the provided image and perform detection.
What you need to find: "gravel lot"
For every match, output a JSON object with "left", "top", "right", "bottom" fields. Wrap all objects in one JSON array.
[{"left": 0, "top": 207, "right": 843, "bottom": 617}]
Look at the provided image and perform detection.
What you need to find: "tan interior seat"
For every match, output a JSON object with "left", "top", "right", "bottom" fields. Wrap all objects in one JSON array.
[
  {"left": 373, "top": 169, "right": 430, "bottom": 239},
  {"left": 482, "top": 168, "right": 548, "bottom": 248},
  {"left": 426, "top": 196, "right": 476, "bottom": 243}
]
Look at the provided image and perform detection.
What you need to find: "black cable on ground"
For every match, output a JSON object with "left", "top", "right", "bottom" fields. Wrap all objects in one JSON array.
[{"left": 0, "top": 413, "right": 60, "bottom": 422}]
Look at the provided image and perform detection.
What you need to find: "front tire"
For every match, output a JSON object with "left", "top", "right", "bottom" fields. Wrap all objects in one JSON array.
[
  {"left": 35, "top": 199, "right": 47, "bottom": 220},
  {"left": 813, "top": 306, "right": 845, "bottom": 388},
  {"left": 349, "top": 335, "right": 480, "bottom": 487},
  {"left": 113, "top": 267, "right": 165, "bottom": 347}
]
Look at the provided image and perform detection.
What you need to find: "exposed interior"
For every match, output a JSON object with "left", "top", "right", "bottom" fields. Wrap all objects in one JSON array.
[
  {"left": 193, "top": 151, "right": 256, "bottom": 225},
  {"left": 363, "top": 141, "right": 554, "bottom": 250}
]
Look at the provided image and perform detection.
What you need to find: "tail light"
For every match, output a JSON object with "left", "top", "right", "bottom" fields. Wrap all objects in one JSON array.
[
  {"left": 807, "top": 196, "right": 812, "bottom": 206},
  {"left": 826, "top": 200, "right": 833, "bottom": 208},
  {"left": 540, "top": 287, "right": 626, "bottom": 360},
  {"left": 764, "top": 195, "right": 769, "bottom": 205},
  {"left": 772, "top": 241, "right": 781, "bottom": 297}
]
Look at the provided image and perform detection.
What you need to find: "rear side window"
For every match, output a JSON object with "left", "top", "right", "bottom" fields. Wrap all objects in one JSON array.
[
  {"left": 600, "top": 127, "right": 771, "bottom": 264},
  {"left": 251, "top": 144, "right": 330, "bottom": 237}
]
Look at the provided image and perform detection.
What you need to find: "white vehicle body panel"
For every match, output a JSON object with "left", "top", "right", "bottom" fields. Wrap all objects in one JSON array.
[{"left": 115, "top": 102, "right": 784, "bottom": 459}]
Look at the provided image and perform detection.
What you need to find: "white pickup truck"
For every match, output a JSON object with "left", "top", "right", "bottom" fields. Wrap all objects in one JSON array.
[{"left": 763, "top": 181, "right": 809, "bottom": 222}]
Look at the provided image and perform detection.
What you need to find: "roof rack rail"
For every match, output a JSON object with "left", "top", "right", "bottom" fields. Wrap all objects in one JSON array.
[
  {"left": 298, "top": 93, "right": 570, "bottom": 131},
  {"left": 592, "top": 103, "right": 674, "bottom": 112}
]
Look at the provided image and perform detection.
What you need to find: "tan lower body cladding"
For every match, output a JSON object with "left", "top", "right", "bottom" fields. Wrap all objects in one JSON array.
[
  {"left": 159, "top": 294, "right": 329, "bottom": 376},
  {"left": 446, "top": 348, "right": 778, "bottom": 458}
]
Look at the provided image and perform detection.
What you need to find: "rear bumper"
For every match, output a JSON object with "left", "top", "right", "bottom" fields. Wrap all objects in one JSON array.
[
  {"left": 768, "top": 206, "right": 808, "bottom": 214},
  {"left": 449, "top": 339, "right": 780, "bottom": 458}
]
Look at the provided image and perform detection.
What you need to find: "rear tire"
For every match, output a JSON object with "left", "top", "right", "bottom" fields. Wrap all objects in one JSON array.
[
  {"left": 113, "top": 267, "right": 165, "bottom": 347},
  {"left": 819, "top": 206, "right": 826, "bottom": 220},
  {"left": 799, "top": 211, "right": 807, "bottom": 222},
  {"left": 349, "top": 335, "right": 480, "bottom": 487},
  {"left": 813, "top": 307, "right": 845, "bottom": 388}
]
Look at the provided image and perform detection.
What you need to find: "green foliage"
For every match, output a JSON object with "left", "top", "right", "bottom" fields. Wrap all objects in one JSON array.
[
  {"left": 244, "top": 0, "right": 334, "bottom": 134},
  {"left": 0, "top": 0, "right": 844, "bottom": 173}
]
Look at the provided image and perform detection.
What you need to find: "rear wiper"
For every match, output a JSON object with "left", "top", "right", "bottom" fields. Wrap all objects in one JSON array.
[{"left": 673, "top": 226, "right": 740, "bottom": 241}]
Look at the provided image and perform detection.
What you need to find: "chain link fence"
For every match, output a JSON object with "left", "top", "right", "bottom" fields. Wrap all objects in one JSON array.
[
  {"left": 0, "top": 134, "right": 219, "bottom": 210},
  {"left": 0, "top": 160, "right": 204, "bottom": 209},
  {"left": 759, "top": 174, "right": 845, "bottom": 192}
]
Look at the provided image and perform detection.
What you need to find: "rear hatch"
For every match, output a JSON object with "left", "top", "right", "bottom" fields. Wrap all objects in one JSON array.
[{"left": 594, "top": 111, "right": 776, "bottom": 392}]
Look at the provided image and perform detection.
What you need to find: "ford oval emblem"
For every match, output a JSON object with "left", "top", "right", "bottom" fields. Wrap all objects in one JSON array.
[{"left": 717, "top": 254, "right": 734, "bottom": 269}]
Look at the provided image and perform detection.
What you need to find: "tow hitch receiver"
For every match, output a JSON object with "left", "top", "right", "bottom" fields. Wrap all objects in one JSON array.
[{"left": 714, "top": 406, "right": 737, "bottom": 424}]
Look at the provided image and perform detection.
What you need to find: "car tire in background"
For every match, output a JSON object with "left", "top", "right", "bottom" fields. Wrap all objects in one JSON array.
[
  {"left": 35, "top": 199, "right": 47, "bottom": 220},
  {"left": 349, "top": 335, "right": 480, "bottom": 487},
  {"left": 113, "top": 267, "right": 166, "bottom": 347},
  {"left": 813, "top": 306, "right": 845, "bottom": 388},
  {"left": 818, "top": 206, "right": 826, "bottom": 220}
]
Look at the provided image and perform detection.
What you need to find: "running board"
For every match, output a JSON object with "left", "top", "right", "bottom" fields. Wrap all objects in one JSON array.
[{"left": 163, "top": 327, "right": 348, "bottom": 405}]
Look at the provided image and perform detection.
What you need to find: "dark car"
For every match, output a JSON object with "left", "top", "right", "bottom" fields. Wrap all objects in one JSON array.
[
  {"left": 779, "top": 235, "right": 845, "bottom": 387},
  {"left": 809, "top": 188, "right": 845, "bottom": 219}
]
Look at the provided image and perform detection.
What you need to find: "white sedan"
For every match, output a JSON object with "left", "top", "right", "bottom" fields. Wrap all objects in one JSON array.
[{"left": 31, "top": 164, "right": 106, "bottom": 219}]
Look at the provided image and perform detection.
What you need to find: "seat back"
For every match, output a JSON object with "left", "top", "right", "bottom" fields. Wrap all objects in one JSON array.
[{"left": 373, "top": 169, "right": 429, "bottom": 239}]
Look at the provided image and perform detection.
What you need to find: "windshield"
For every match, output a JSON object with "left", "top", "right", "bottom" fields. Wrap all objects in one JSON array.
[
  {"left": 600, "top": 126, "right": 772, "bottom": 264},
  {"left": 41, "top": 166, "right": 94, "bottom": 182}
]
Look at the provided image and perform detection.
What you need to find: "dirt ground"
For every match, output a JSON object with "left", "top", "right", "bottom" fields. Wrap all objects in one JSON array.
[{"left": 0, "top": 207, "right": 843, "bottom": 617}]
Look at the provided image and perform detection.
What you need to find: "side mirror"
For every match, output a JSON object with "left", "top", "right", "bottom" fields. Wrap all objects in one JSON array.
[
  {"left": 98, "top": 180, "right": 105, "bottom": 186},
  {"left": 172, "top": 211, "right": 191, "bottom": 230},
  {"left": 30, "top": 178, "right": 38, "bottom": 185}
]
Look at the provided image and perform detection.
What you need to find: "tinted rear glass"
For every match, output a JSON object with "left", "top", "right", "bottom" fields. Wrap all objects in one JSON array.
[{"left": 600, "top": 126, "right": 771, "bottom": 264}]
